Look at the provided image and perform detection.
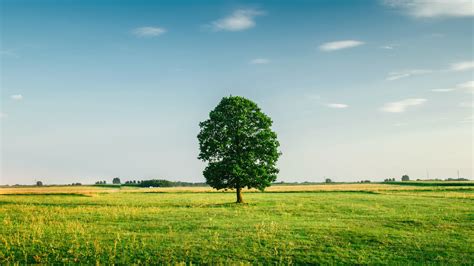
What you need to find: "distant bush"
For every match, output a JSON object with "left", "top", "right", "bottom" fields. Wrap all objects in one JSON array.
[
  {"left": 445, "top": 178, "right": 469, "bottom": 181},
  {"left": 325, "top": 178, "right": 332, "bottom": 183},
  {"left": 112, "top": 177, "right": 121, "bottom": 184},
  {"left": 140, "top": 179, "right": 173, "bottom": 187},
  {"left": 36, "top": 181, "right": 43, "bottom": 186},
  {"left": 401, "top": 175, "right": 410, "bottom": 181},
  {"left": 384, "top": 178, "right": 396, "bottom": 182}
]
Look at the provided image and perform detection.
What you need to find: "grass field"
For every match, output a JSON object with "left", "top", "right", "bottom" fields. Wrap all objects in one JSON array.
[{"left": 0, "top": 183, "right": 473, "bottom": 264}]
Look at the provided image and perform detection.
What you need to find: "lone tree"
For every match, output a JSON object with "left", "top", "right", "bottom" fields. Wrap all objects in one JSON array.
[
  {"left": 401, "top": 175, "right": 410, "bottom": 181},
  {"left": 112, "top": 177, "right": 121, "bottom": 184},
  {"left": 198, "top": 96, "right": 281, "bottom": 203}
]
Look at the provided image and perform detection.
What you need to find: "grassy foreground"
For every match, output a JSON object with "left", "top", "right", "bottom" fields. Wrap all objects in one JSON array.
[{"left": 0, "top": 184, "right": 473, "bottom": 264}]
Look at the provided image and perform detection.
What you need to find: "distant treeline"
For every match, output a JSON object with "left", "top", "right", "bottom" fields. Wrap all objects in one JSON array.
[
  {"left": 384, "top": 181, "right": 473, "bottom": 187},
  {"left": 97, "top": 179, "right": 208, "bottom": 188},
  {"left": 133, "top": 180, "right": 207, "bottom": 187}
]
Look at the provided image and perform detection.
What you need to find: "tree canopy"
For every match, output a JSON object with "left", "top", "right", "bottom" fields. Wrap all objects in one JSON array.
[{"left": 198, "top": 96, "right": 281, "bottom": 203}]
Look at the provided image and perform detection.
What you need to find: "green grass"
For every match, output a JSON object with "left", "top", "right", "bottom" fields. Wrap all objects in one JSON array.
[{"left": 0, "top": 186, "right": 473, "bottom": 264}]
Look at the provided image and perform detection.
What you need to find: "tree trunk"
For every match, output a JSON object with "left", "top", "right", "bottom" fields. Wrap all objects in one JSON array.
[{"left": 236, "top": 186, "right": 244, "bottom": 203}]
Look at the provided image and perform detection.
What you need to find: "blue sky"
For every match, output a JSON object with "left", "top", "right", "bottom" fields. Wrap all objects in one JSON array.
[{"left": 1, "top": 0, "right": 473, "bottom": 185}]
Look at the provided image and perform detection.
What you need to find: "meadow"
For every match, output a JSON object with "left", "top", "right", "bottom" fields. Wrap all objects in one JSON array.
[{"left": 0, "top": 183, "right": 473, "bottom": 264}]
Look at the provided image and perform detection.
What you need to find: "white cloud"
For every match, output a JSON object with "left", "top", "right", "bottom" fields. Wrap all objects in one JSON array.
[
  {"left": 384, "top": 0, "right": 474, "bottom": 18},
  {"left": 380, "top": 45, "right": 394, "bottom": 50},
  {"left": 319, "top": 40, "right": 365, "bottom": 51},
  {"left": 249, "top": 58, "right": 270, "bottom": 64},
  {"left": 132, "top": 26, "right": 166, "bottom": 37},
  {"left": 326, "top": 103, "right": 349, "bottom": 109},
  {"left": 457, "top": 80, "right": 474, "bottom": 93},
  {"left": 10, "top": 94, "right": 23, "bottom": 100},
  {"left": 211, "top": 9, "right": 264, "bottom": 31},
  {"left": 381, "top": 98, "right": 427, "bottom": 113},
  {"left": 449, "top": 61, "right": 474, "bottom": 71},
  {"left": 386, "top": 69, "right": 432, "bottom": 81},
  {"left": 431, "top": 88, "right": 455, "bottom": 92}
]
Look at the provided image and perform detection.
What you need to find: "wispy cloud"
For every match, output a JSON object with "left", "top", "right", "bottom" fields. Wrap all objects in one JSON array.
[
  {"left": 460, "top": 115, "right": 473, "bottom": 123},
  {"left": 457, "top": 80, "right": 474, "bottom": 93},
  {"left": 211, "top": 9, "right": 265, "bottom": 31},
  {"left": 384, "top": 0, "right": 474, "bottom": 18},
  {"left": 459, "top": 102, "right": 473, "bottom": 108},
  {"left": 381, "top": 98, "right": 427, "bottom": 113},
  {"left": 326, "top": 103, "right": 349, "bottom": 109},
  {"left": 0, "top": 49, "right": 19, "bottom": 58},
  {"left": 380, "top": 45, "right": 394, "bottom": 50},
  {"left": 0, "top": 112, "right": 7, "bottom": 119},
  {"left": 431, "top": 88, "right": 455, "bottom": 92},
  {"left": 305, "top": 95, "right": 348, "bottom": 109},
  {"left": 449, "top": 61, "right": 474, "bottom": 71},
  {"left": 132, "top": 26, "right": 167, "bottom": 37},
  {"left": 386, "top": 69, "right": 432, "bottom": 81},
  {"left": 249, "top": 58, "right": 270, "bottom": 64},
  {"left": 387, "top": 60, "right": 474, "bottom": 81},
  {"left": 10, "top": 94, "right": 23, "bottom": 100},
  {"left": 431, "top": 80, "right": 474, "bottom": 93},
  {"left": 319, "top": 40, "right": 365, "bottom": 52}
]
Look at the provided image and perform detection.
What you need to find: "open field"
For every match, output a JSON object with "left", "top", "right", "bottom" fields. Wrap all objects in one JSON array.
[{"left": 0, "top": 184, "right": 473, "bottom": 264}]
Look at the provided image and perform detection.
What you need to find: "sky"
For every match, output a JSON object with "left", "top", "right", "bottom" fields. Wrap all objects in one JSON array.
[{"left": 0, "top": 0, "right": 473, "bottom": 185}]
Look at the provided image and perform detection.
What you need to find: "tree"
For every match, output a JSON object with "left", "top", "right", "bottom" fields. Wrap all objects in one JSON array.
[
  {"left": 112, "top": 177, "right": 121, "bottom": 184},
  {"left": 36, "top": 181, "right": 43, "bottom": 186},
  {"left": 140, "top": 179, "right": 173, "bottom": 188},
  {"left": 198, "top": 96, "right": 281, "bottom": 203},
  {"left": 325, "top": 178, "right": 332, "bottom": 183},
  {"left": 401, "top": 175, "right": 410, "bottom": 181}
]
